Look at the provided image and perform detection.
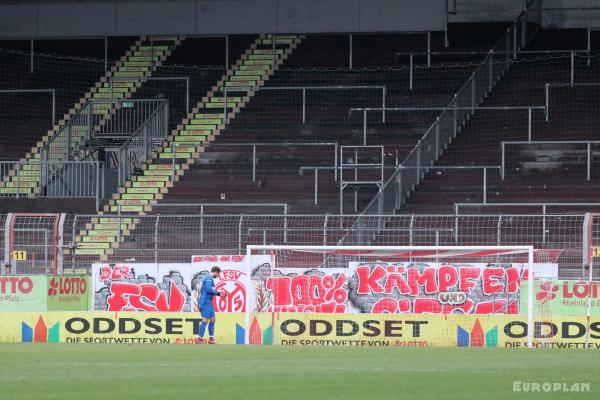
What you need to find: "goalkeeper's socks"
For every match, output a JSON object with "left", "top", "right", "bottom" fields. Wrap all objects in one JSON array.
[
  {"left": 199, "top": 321, "right": 207, "bottom": 337},
  {"left": 208, "top": 321, "right": 215, "bottom": 337}
]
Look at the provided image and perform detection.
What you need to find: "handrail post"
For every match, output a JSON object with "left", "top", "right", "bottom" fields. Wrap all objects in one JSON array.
[
  {"left": 482, "top": 167, "right": 487, "bottom": 204},
  {"left": 396, "top": 170, "right": 403, "bottom": 210},
  {"left": 51, "top": 89, "right": 56, "bottom": 127},
  {"left": 571, "top": 51, "right": 575, "bottom": 85},
  {"left": 588, "top": 28, "right": 591, "bottom": 67},
  {"left": 150, "top": 36, "right": 154, "bottom": 69},
  {"left": 171, "top": 143, "right": 176, "bottom": 182},
  {"left": 314, "top": 168, "right": 318, "bottom": 205},
  {"left": 225, "top": 34, "right": 229, "bottom": 70},
  {"left": 501, "top": 142, "right": 505, "bottom": 180},
  {"left": 545, "top": 83, "right": 549, "bottom": 121},
  {"left": 185, "top": 77, "right": 190, "bottom": 113},
  {"left": 513, "top": 26, "right": 517, "bottom": 60},
  {"left": 416, "top": 143, "right": 421, "bottom": 182},
  {"left": 349, "top": 34, "right": 353, "bottom": 69},
  {"left": 164, "top": 101, "right": 169, "bottom": 138},
  {"left": 30, "top": 39, "right": 34, "bottom": 73},
  {"left": 497, "top": 215, "right": 502, "bottom": 246},
  {"left": 363, "top": 110, "right": 367, "bottom": 146},
  {"left": 283, "top": 205, "right": 288, "bottom": 243},
  {"left": 16, "top": 161, "right": 21, "bottom": 199},
  {"left": 334, "top": 143, "right": 338, "bottom": 181},
  {"left": 95, "top": 161, "right": 100, "bottom": 211},
  {"left": 143, "top": 123, "right": 148, "bottom": 159},
  {"left": 542, "top": 206, "right": 546, "bottom": 243},
  {"left": 252, "top": 144, "right": 256, "bottom": 182},
  {"left": 117, "top": 205, "right": 122, "bottom": 240},
  {"left": 521, "top": 9, "right": 527, "bottom": 48},
  {"left": 272, "top": 34, "right": 276, "bottom": 66},
  {"left": 587, "top": 142, "right": 591, "bottom": 181},
  {"left": 471, "top": 72, "right": 476, "bottom": 113},
  {"left": 102, "top": 163, "right": 105, "bottom": 201},
  {"left": 223, "top": 87, "right": 227, "bottom": 123},
  {"left": 66, "top": 126, "right": 72, "bottom": 161},
  {"left": 427, "top": 31, "right": 431, "bottom": 67},
  {"left": 104, "top": 37, "right": 108, "bottom": 71},
  {"left": 323, "top": 215, "right": 328, "bottom": 246},
  {"left": 453, "top": 95, "right": 458, "bottom": 138},
  {"left": 435, "top": 117, "right": 440, "bottom": 159},
  {"left": 381, "top": 87, "right": 386, "bottom": 123},
  {"left": 302, "top": 88, "right": 306, "bottom": 123},
  {"left": 488, "top": 50, "right": 494, "bottom": 92},
  {"left": 200, "top": 205, "right": 204, "bottom": 243},
  {"left": 505, "top": 28, "right": 510, "bottom": 64},
  {"left": 87, "top": 101, "right": 93, "bottom": 142},
  {"left": 154, "top": 215, "right": 159, "bottom": 263},
  {"left": 409, "top": 54, "right": 413, "bottom": 90},
  {"left": 238, "top": 215, "right": 244, "bottom": 252},
  {"left": 528, "top": 108, "right": 532, "bottom": 142},
  {"left": 454, "top": 208, "right": 459, "bottom": 242}
]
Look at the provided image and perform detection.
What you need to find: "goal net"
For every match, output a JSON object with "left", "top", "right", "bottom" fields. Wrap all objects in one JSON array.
[{"left": 244, "top": 245, "right": 587, "bottom": 348}]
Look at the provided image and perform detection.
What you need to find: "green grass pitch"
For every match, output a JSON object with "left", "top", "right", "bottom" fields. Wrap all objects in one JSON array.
[{"left": 0, "top": 344, "right": 598, "bottom": 400}]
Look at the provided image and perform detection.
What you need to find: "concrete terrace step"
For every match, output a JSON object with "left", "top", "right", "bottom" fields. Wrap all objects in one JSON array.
[{"left": 123, "top": 187, "right": 162, "bottom": 194}]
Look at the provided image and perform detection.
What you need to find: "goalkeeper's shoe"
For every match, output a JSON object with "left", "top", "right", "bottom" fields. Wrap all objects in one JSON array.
[
  {"left": 197, "top": 338, "right": 207, "bottom": 344},
  {"left": 208, "top": 337, "right": 216, "bottom": 344}
]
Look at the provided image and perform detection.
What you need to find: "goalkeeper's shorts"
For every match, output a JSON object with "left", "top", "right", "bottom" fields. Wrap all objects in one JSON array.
[{"left": 200, "top": 305, "right": 215, "bottom": 318}]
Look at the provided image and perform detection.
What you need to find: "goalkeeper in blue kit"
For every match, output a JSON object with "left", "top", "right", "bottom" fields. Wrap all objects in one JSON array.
[{"left": 198, "top": 266, "right": 227, "bottom": 344}]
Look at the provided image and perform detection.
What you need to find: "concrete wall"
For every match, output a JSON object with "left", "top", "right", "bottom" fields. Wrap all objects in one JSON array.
[
  {"left": 531, "top": 0, "right": 600, "bottom": 29},
  {"left": 1, "top": 0, "right": 598, "bottom": 39},
  {"left": 0, "top": 0, "right": 445, "bottom": 38}
]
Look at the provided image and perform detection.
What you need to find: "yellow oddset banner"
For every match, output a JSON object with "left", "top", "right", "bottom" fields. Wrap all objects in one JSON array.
[
  {"left": 270, "top": 313, "right": 600, "bottom": 349},
  {"left": 0, "top": 312, "right": 245, "bottom": 344},
  {"left": 2, "top": 312, "right": 600, "bottom": 348}
]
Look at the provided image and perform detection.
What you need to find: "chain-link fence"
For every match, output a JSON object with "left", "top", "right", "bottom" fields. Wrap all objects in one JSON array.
[{"left": 7, "top": 213, "right": 575, "bottom": 277}]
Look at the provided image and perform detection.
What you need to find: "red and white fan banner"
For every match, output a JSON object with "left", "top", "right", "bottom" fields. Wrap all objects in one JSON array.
[
  {"left": 92, "top": 255, "right": 271, "bottom": 313},
  {"left": 246, "top": 259, "right": 558, "bottom": 315},
  {"left": 93, "top": 255, "right": 558, "bottom": 315}
]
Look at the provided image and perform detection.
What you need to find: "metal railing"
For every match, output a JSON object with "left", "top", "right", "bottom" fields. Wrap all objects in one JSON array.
[
  {"left": 91, "top": 99, "right": 168, "bottom": 142},
  {"left": 41, "top": 101, "right": 93, "bottom": 162},
  {"left": 359, "top": 11, "right": 528, "bottom": 218},
  {"left": 545, "top": 82, "right": 600, "bottom": 120},
  {"left": 117, "top": 101, "right": 170, "bottom": 187},
  {"left": 396, "top": 165, "right": 501, "bottom": 205},
  {"left": 339, "top": 146, "right": 385, "bottom": 213},
  {"left": 0, "top": 160, "right": 106, "bottom": 208},
  {"left": 0, "top": 161, "right": 22, "bottom": 197},
  {"left": 116, "top": 203, "right": 289, "bottom": 250},
  {"left": 38, "top": 161, "right": 105, "bottom": 206},
  {"left": 501, "top": 140, "right": 600, "bottom": 180},
  {"left": 223, "top": 85, "right": 387, "bottom": 123},
  {"left": 455, "top": 203, "right": 600, "bottom": 216},
  {"left": 40, "top": 98, "right": 168, "bottom": 163},
  {"left": 453, "top": 204, "right": 600, "bottom": 244},
  {"left": 351, "top": 105, "right": 546, "bottom": 146},
  {"left": 109, "top": 76, "right": 190, "bottom": 113},
  {"left": 170, "top": 142, "right": 339, "bottom": 183},
  {"left": 344, "top": 9, "right": 530, "bottom": 245},
  {"left": 57, "top": 213, "right": 587, "bottom": 270}
]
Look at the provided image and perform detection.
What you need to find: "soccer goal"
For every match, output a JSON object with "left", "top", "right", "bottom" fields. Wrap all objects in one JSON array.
[{"left": 245, "top": 245, "right": 573, "bottom": 348}]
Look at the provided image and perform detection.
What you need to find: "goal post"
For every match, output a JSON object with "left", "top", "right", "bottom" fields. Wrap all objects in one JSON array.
[{"left": 244, "top": 245, "right": 560, "bottom": 348}]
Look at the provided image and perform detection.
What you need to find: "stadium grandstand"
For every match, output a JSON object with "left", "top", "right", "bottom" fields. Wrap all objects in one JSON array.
[{"left": 1, "top": 1, "right": 600, "bottom": 399}]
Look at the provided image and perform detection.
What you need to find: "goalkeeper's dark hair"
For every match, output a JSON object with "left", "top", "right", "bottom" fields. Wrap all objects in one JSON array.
[{"left": 211, "top": 266, "right": 221, "bottom": 273}]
